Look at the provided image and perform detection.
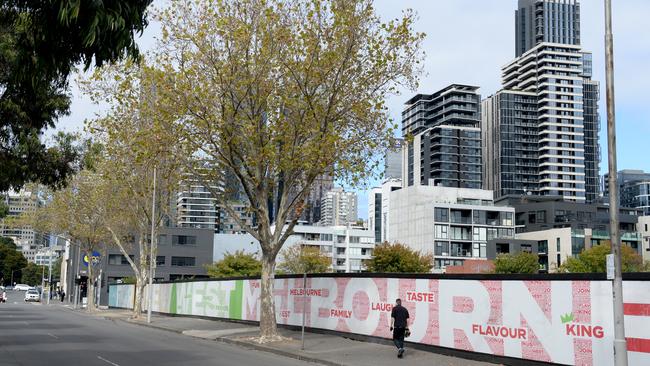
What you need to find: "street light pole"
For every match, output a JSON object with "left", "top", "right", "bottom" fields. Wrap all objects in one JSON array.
[
  {"left": 603, "top": 0, "right": 627, "bottom": 365},
  {"left": 147, "top": 166, "right": 157, "bottom": 324},
  {"left": 47, "top": 248, "right": 52, "bottom": 305}
]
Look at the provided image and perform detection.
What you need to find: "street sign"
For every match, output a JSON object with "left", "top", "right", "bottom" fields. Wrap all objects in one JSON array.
[
  {"left": 82, "top": 251, "right": 101, "bottom": 267},
  {"left": 606, "top": 253, "right": 615, "bottom": 280}
]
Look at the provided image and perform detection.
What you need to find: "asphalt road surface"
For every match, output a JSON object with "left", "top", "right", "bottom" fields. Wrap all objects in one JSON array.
[{"left": 0, "top": 290, "right": 314, "bottom": 366}]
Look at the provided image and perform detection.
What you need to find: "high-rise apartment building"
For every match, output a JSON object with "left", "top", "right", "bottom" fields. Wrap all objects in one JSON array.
[
  {"left": 319, "top": 187, "right": 357, "bottom": 226},
  {"left": 0, "top": 189, "right": 47, "bottom": 262},
  {"left": 175, "top": 176, "right": 254, "bottom": 234},
  {"left": 602, "top": 170, "right": 650, "bottom": 215},
  {"left": 402, "top": 84, "right": 482, "bottom": 189},
  {"left": 367, "top": 178, "right": 402, "bottom": 243},
  {"left": 483, "top": 0, "right": 599, "bottom": 203},
  {"left": 384, "top": 139, "right": 403, "bottom": 180},
  {"left": 515, "top": 0, "right": 581, "bottom": 57}
]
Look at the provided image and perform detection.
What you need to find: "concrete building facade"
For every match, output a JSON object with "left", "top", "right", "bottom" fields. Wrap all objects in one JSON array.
[{"left": 388, "top": 185, "right": 515, "bottom": 271}]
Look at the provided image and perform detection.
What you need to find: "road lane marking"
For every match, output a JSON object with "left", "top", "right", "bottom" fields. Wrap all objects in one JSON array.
[
  {"left": 47, "top": 333, "right": 59, "bottom": 339},
  {"left": 97, "top": 356, "right": 120, "bottom": 366}
]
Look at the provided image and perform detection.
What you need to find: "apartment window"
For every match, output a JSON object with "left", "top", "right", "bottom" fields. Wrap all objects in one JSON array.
[
  {"left": 336, "top": 247, "right": 346, "bottom": 255},
  {"left": 172, "top": 235, "right": 196, "bottom": 245},
  {"left": 479, "top": 243, "right": 487, "bottom": 258},
  {"left": 349, "top": 236, "right": 360, "bottom": 244},
  {"left": 435, "top": 208, "right": 449, "bottom": 222},
  {"left": 336, "top": 259, "right": 346, "bottom": 266},
  {"left": 556, "top": 238, "right": 561, "bottom": 252},
  {"left": 361, "top": 248, "right": 372, "bottom": 256},
  {"left": 538, "top": 240, "right": 548, "bottom": 254},
  {"left": 320, "top": 234, "right": 333, "bottom": 241},
  {"left": 434, "top": 225, "right": 448, "bottom": 239},
  {"left": 156, "top": 256, "right": 166, "bottom": 266},
  {"left": 521, "top": 244, "right": 533, "bottom": 253},
  {"left": 108, "top": 254, "right": 134, "bottom": 265},
  {"left": 348, "top": 248, "right": 361, "bottom": 256},
  {"left": 158, "top": 234, "right": 167, "bottom": 245},
  {"left": 171, "top": 256, "right": 196, "bottom": 266},
  {"left": 435, "top": 241, "right": 449, "bottom": 256}
]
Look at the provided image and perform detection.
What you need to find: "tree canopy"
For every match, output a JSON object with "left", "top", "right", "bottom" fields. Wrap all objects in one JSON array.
[
  {"left": 0, "top": 237, "right": 28, "bottom": 285},
  {"left": 365, "top": 242, "right": 433, "bottom": 273},
  {"left": 206, "top": 251, "right": 262, "bottom": 278},
  {"left": 0, "top": 0, "right": 151, "bottom": 191},
  {"left": 559, "top": 242, "right": 647, "bottom": 273},
  {"left": 151, "top": 0, "right": 423, "bottom": 341},
  {"left": 493, "top": 252, "right": 539, "bottom": 274},
  {"left": 278, "top": 244, "right": 331, "bottom": 274}
]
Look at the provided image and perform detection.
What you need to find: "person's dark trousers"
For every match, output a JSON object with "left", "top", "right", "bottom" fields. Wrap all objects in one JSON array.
[{"left": 393, "top": 327, "right": 406, "bottom": 349}]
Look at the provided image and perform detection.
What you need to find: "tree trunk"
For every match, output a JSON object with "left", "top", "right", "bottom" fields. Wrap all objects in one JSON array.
[
  {"left": 86, "top": 260, "right": 95, "bottom": 312},
  {"left": 259, "top": 253, "right": 279, "bottom": 342},
  {"left": 132, "top": 275, "right": 145, "bottom": 319}
]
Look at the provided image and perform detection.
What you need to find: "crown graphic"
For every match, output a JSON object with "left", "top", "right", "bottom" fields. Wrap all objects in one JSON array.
[{"left": 561, "top": 312, "right": 574, "bottom": 324}]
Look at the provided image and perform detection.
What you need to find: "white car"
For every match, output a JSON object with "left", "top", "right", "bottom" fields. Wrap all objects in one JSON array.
[
  {"left": 14, "top": 284, "right": 31, "bottom": 291},
  {"left": 24, "top": 289, "right": 40, "bottom": 302}
]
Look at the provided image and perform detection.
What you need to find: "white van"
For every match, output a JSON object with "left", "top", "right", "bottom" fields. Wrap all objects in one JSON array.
[{"left": 14, "top": 284, "right": 31, "bottom": 291}]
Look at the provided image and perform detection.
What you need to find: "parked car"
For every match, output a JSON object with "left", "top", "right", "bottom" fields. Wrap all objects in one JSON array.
[
  {"left": 5, "top": 286, "right": 13, "bottom": 291},
  {"left": 24, "top": 289, "right": 40, "bottom": 302},
  {"left": 14, "top": 284, "right": 31, "bottom": 291}
]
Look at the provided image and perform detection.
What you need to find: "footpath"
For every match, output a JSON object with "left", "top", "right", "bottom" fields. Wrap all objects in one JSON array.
[{"left": 81, "top": 308, "right": 500, "bottom": 366}]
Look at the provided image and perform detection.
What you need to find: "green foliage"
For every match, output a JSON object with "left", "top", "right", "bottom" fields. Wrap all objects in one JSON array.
[
  {"left": 0, "top": 199, "right": 8, "bottom": 219},
  {"left": 120, "top": 277, "right": 137, "bottom": 285},
  {"left": 559, "top": 242, "right": 645, "bottom": 273},
  {"left": 206, "top": 251, "right": 262, "bottom": 278},
  {"left": 278, "top": 244, "right": 332, "bottom": 274},
  {"left": 0, "top": 1, "right": 151, "bottom": 191},
  {"left": 493, "top": 252, "right": 540, "bottom": 274},
  {"left": 0, "top": 237, "right": 28, "bottom": 285},
  {"left": 365, "top": 242, "right": 433, "bottom": 273},
  {"left": 20, "top": 262, "right": 46, "bottom": 287}
]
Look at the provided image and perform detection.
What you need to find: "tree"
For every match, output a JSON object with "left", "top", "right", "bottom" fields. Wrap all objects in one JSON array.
[
  {"left": 559, "top": 242, "right": 645, "bottom": 273},
  {"left": 206, "top": 251, "right": 262, "bottom": 278},
  {"left": 81, "top": 60, "right": 183, "bottom": 319},
  {"left": 0, "top": 1, "right": 152, "bottom": 191},
  {"left": 493, "top": 252, "right": 539, "bottom": 274},
  {"left": 0, "top": 237, "right": 28, "bottom": 285},
  {"left": 278, "top": 244, "right": 331, "bottom": 274},
  {"left": 38, "top": 170, "right": 110, "bottom": 312},
  {"left": 153, "top": 0, "right": 423, "bottom": 341},
  {"left": 0, "top": 197, "right": 8, "bottom": 219},
  {"left": 20, "top": 262, "right": 46, "bottom": 287},
  {"left": 365, "top": 242, "right": 433, "bottom": 273}
]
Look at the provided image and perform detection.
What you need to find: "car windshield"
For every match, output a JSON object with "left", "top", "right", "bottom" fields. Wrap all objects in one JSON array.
[{"left": 27, "top": 290, "right": 38, "bottom": 294}]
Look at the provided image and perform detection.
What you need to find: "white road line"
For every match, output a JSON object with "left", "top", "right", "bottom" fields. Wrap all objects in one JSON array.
[
  {"left": 47, "top": 333, "right": 59, "bottom": 339},
  {"left": 97, "top": 356, "right": 120, "bottom": 366}
]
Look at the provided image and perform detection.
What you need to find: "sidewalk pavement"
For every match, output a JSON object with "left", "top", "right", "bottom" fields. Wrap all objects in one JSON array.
[{"left": 83, "top": 308, "right": 501, "bottom": 366}]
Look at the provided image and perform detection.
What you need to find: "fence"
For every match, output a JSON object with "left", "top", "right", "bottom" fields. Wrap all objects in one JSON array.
[{"left": 109, "top": 273, "right": 650, "bottom": 366}]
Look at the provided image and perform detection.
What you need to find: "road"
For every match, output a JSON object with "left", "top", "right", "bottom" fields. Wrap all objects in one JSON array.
[{"left": 0, "top": 290, "right": 315, "bottom": 366}]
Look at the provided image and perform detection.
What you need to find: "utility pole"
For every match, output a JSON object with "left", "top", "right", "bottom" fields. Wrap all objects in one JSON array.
[
  {"left": 47, "top": 248, "right": 52, "bottom": 305},
  {"left": 147, "top": 167, "right": 157, "bottom": 324},
  {"left": 604, "top": 0, "right": 627, "bottom": 365}
]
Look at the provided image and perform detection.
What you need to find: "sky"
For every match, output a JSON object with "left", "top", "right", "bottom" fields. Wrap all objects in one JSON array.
[{"left": 54, "top": 0, "right": 650, "bottom": 220}]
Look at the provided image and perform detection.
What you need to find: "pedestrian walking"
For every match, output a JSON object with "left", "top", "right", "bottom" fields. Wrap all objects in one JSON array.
[
  {"left": 60, "top": 289, "right": 65, "bottom": 302},
  {"left": 390, "top": 298, "right": 410, "bottom": 358}
]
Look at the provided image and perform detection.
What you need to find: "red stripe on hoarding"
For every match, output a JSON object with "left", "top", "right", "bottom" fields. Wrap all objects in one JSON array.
[
  {"left": 624, "top": 303, "right": 650, "bottom": 316},
  {"left": 627, "top": 338, "right": 650, "bottom": 353}
]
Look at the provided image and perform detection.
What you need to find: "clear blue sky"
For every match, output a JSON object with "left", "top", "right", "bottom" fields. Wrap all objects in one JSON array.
[{"left": 54, "top": 0, "right": 650, "bottom": 220}]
